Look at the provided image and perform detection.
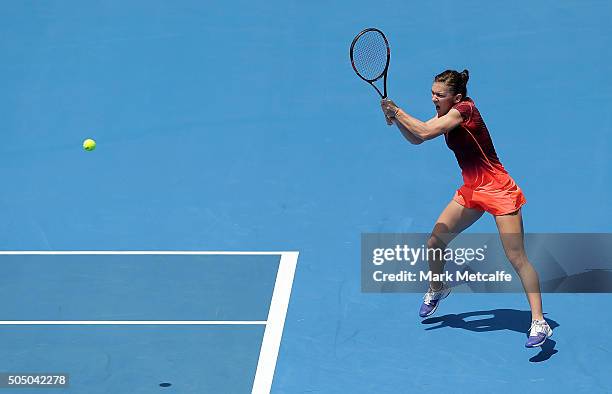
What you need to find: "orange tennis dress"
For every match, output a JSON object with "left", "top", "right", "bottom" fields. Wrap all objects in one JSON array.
[{"left": 445, "top": 98, "right": 526, "bottom": 215}]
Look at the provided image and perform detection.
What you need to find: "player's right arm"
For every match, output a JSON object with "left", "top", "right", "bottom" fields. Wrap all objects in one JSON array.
[
  {"left": 392, "top": 119, "right": 424, "bottom": 145},
  {"left": 425, "top": 115, "right": 438, "bottom": 125},
  {"left": 391, "top": 114, "right": 438, "bottom": 145}
]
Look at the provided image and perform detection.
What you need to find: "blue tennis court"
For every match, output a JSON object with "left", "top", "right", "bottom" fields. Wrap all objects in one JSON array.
[
  {"left": 0, "top": 252, "right": 297, "bottom": 393},
  {"left": 2, "top": 0, "right": 611, "bottom": 393}
]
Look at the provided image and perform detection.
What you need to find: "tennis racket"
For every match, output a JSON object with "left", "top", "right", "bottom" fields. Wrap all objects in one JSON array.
[{"left": 349, "top": 27, "right": 391, "bottom": 99}]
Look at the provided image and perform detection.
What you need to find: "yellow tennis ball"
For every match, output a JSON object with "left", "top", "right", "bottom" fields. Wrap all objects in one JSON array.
[{"left": 83, "top": 138, "right": 96, "bottom": 151}]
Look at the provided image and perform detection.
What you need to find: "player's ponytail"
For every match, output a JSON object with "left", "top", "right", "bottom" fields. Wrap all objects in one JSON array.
[
  {"left": 460, "top": 69, "right": 469, "bottom": 85},
  {"left": 434, "top": 69, "right": 469, "bottom": 100}
]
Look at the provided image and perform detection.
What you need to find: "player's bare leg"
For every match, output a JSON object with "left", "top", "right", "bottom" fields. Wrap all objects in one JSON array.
[
  {"left": 419, "top": 200, "right": 483, "bottom": 317},
  {"left": 495, "top": 209, "right": 552, "bottom": 347}
]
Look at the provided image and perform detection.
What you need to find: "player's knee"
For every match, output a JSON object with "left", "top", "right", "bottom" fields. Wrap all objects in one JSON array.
[
  {"left": 506, "top": 251, "right": 528, "bottom": 270},
  {"left": 427, "top": 234, "right": 446, "bottom": 251}
]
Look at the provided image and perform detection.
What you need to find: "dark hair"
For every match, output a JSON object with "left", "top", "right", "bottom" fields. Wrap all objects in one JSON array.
[{"left": 434, "top": 69, "right": 469, "bottom": 99}]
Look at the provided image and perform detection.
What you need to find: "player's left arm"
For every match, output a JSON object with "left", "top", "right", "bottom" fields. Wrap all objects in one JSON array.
[
  {"left": 381, "top": 99, "right": 463, "bottom": 141},
  {"left": 393, "top": 108, "right": 463, "bottom": 141}
]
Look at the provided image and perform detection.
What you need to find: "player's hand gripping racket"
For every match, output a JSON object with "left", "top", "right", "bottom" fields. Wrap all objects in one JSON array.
[{"left": 350, "top": 28, "right": 392, "bottom": 124}]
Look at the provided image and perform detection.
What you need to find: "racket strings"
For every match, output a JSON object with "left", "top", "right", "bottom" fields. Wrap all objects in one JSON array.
[{"left": 351, "top": 31, "right": 388, "bottom": 81}]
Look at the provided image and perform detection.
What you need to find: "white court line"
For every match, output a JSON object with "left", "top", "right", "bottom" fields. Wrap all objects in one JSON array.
[
  {"left": 0, "top": 251, "right": 288, "bottom": 255},
  {"left": 0, "top": 321, "right": 266, "bottom": 325},
  {"left": 251, "top": 252, "right": 299, "bottom": 394},
  {"left": 0, "top": 251, "right": 299, "bottom": 394}
]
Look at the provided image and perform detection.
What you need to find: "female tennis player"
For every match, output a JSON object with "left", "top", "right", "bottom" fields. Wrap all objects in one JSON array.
[{"left": 380, "top": 69, "right": 552, "bottom": 348}]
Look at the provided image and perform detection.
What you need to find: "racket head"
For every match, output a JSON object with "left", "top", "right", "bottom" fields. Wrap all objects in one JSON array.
[{"left": 350, "top": 28, "right": 390, "bottom": 87}]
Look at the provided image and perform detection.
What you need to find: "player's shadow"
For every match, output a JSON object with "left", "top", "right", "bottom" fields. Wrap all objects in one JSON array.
[{"left": 421, "top": 309, "right": 559, "bottom": 362}]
